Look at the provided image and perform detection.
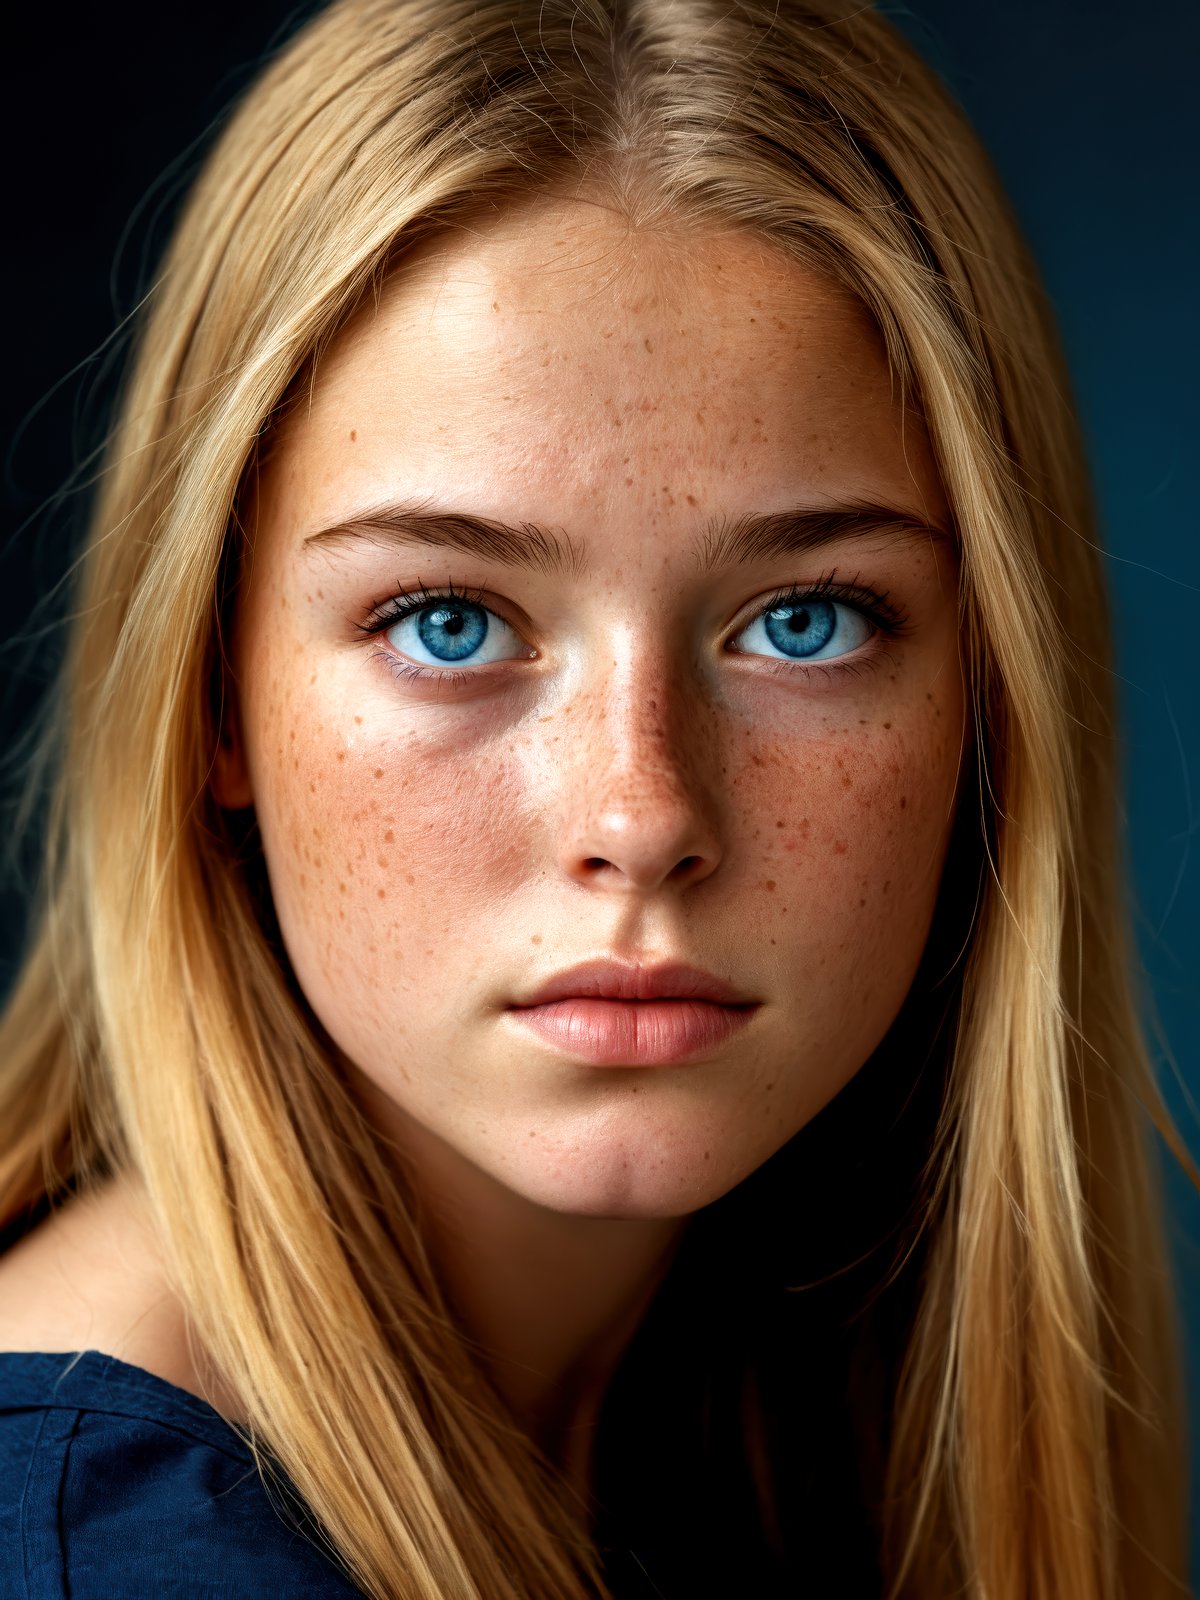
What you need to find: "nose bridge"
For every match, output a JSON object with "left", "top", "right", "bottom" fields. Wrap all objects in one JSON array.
[
  {"left": 553, "top": 629, "right": 722, "bottom": 892},
  {"left": 603, "top": 652, "right": 695, "bottom": 788}
]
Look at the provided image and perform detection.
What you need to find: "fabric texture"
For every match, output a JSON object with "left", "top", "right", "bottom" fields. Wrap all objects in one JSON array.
[
  {"left": 0, "top": 1349, "right": 721, "bottom": 1599},
  {"left": 0, "top": 1351, "right": 364, "bottom": 1598}
]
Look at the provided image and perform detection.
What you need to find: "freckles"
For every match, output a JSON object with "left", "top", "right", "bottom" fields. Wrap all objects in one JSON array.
[
  {"left": 781, "top": 817, "right": 811, "bottom": 853},
  {"left": 352, "top": 746, "right": 532, "bottom": 902},
  {"left": 748, "top": 723, "right": 952, "bottom": 919}
]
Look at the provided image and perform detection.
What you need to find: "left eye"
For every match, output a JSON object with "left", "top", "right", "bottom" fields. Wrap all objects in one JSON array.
[
  {"left": 732, "top": 597, "right": 872, "bottom": 662},
  {"left": 385, "top": 599, "right": 526, "bottom": 666}
]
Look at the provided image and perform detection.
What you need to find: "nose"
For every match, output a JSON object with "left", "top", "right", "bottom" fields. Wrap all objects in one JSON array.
[{"left": 551, "top": 650, "right": 723, "bottom": 895}]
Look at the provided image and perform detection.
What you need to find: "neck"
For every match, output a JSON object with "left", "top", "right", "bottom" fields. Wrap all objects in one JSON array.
[
  {"left": 438, "top": 1189, "right": 682, "bottom": 1495},
  {"left": 357, "top": 1080, "right": 685, "bottom": 1501}
]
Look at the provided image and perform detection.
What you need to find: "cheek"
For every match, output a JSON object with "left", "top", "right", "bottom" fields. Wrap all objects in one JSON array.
[
  {"left": 244, "top": 672, "right": 534, "bottom": 1021},
  {"left": 735, "top": 710, "right": 961, "bottom": 1027}
]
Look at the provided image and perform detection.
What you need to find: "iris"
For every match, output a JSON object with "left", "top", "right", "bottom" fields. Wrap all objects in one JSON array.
[
  {"left": 416, "top": 602, "right": 488, "bottom": 661},
  {"left": 762, "top": 599, "right": 837, "bottom": 657}
]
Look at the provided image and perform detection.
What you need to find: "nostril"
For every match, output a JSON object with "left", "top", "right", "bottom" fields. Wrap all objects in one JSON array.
[{"left": 570, "top": 850, "right": 717, "bottom": 889}]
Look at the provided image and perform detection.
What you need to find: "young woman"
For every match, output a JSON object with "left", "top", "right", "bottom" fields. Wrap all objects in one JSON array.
[{"left": 0, "top": 1, "right": 1192, "bottom": 1596}]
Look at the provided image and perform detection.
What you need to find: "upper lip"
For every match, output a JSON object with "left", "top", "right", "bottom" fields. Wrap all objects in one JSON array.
[{"left": 512, "top": 960, "right": 755, "bottom": 1008}]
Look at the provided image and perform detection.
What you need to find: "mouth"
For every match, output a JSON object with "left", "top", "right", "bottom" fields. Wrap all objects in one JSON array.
[{"left": 505, "top": 959, "right": 760, "bottom": 1066}]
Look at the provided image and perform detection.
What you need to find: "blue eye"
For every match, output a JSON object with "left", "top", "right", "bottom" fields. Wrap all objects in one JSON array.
[
  {"left": 733, "top": 596, "right": 873, "bottom": 662},
  {"left": 384, "top": 597, "right": 525, "bottom": 667}
]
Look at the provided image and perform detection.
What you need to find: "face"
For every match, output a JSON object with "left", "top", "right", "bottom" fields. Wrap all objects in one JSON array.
[{"left": 222, "top": 195, "right": 965, "bottom": 1221}]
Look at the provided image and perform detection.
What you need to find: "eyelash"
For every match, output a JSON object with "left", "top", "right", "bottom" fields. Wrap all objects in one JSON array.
[
  {"left": 361, "top": 578, "right": 489, "bottom": 633},
  {"left": 358, "top": 579, "right": 508, "bottom": 689},
  {"left": 739, "top": 572, "right": 910, "bottom": 640},
  {"left": 357, "top": 572, "right": 912, "bottom": 686}
]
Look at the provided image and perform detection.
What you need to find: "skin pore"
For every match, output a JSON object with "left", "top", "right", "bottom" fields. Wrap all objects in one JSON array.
[{"left": 0, "top": 193, "right": 965, "bottom": 1504}]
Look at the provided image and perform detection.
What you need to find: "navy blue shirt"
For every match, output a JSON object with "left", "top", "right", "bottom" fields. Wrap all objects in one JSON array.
[
  {"left": 0, "top": 1350, "right": 704, "bottom": 1599},
  {"left": 0, "top": 1111, "right": 914, "bottom": 1599},
  {"left": 0, "top": 1351, "right": 365, "bottom": 1598}
]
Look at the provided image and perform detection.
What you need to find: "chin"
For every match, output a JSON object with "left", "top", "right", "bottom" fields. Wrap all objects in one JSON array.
[{"left": 497, "top": 1115, "right": 766, "bottom": 1219}]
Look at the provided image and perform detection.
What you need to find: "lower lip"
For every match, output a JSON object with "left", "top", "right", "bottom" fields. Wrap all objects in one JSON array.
[{"left": 507, "top": 998, "right": 756, "bottom": 1066}]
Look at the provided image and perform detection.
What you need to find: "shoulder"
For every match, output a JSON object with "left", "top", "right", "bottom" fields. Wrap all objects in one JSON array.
[
  {"left": 0, "top": 1173, "right": 238, "bottom": 1416},
  {"left": 0, "top": 1182, "right": 363, "bottom": 1594},
  {"left": 0, "top": 1350, "right": 364, "bottom": 1597}
]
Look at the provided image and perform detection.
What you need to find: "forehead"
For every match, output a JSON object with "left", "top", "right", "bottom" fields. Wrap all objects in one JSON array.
[{"left": 259, "top": 196, "right": 947, "bottom": 541}]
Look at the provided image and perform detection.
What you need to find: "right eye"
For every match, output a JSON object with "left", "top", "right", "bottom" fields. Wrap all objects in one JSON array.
[{"left": 376, "top": 592, "right": 530, "bottom": 668}]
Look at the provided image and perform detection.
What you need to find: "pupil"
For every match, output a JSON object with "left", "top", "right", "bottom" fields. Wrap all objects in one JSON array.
[
  {"left": 786, "top": 608, "right": 810, "bottom": 633},
  {"left": 443, "top": 612, "right": 464, "bottom": 635}
]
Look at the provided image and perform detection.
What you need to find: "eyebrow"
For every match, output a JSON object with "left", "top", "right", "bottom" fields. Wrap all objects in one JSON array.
[{"left": 302, "top": 500, "right": 954, "bottom": 576}]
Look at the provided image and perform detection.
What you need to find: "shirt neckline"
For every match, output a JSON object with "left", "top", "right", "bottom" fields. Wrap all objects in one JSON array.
[{"left": 0, "top": 1347, "right": 254, "bottom": 1462}]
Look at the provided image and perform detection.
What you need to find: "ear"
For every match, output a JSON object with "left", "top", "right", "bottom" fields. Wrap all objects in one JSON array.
[{"left": 211, "top": 679, "right": 254, "bottom": 811}]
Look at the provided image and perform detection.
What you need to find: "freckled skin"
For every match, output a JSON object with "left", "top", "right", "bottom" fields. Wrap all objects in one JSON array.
[{"left": 222, "top": 195, "right": 966, "bottom": 1223}]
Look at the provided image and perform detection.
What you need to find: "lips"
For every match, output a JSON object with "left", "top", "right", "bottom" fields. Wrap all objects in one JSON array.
[
  {"left": 506, "top": 960, "right": 758, "bottom": 1066},
  {"left": 515, "top": 960, "right": 753, "bottom": 1008}
]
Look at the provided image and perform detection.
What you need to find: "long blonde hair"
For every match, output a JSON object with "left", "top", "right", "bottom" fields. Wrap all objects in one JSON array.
[{"left": 1, "top": 1, "right": 1193, "bottom": 1595}]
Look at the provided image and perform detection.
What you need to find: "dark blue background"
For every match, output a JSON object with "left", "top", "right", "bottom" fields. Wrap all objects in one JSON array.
[
  {"left": 2, "top": 0, "right": 1196, "bottom": 1579},
  {"left": 887, "top": 6, "right": 1200, "bottom": 1574}
]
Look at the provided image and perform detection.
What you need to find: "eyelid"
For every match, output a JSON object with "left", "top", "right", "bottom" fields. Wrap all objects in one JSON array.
[
  {"left": 361, "top": 579, "right": 489, "bottom": 632},
  {"left": 725, "top": 572, "right": 911, "bottom": 646},
  {"left": 358, "top": 580, "right": 536, "bottom": 647}
]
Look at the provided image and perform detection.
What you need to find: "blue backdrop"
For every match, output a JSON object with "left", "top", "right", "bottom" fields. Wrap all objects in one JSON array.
[{"left": 892, "top": 0, "right": 1200, "bottom": 1575}]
